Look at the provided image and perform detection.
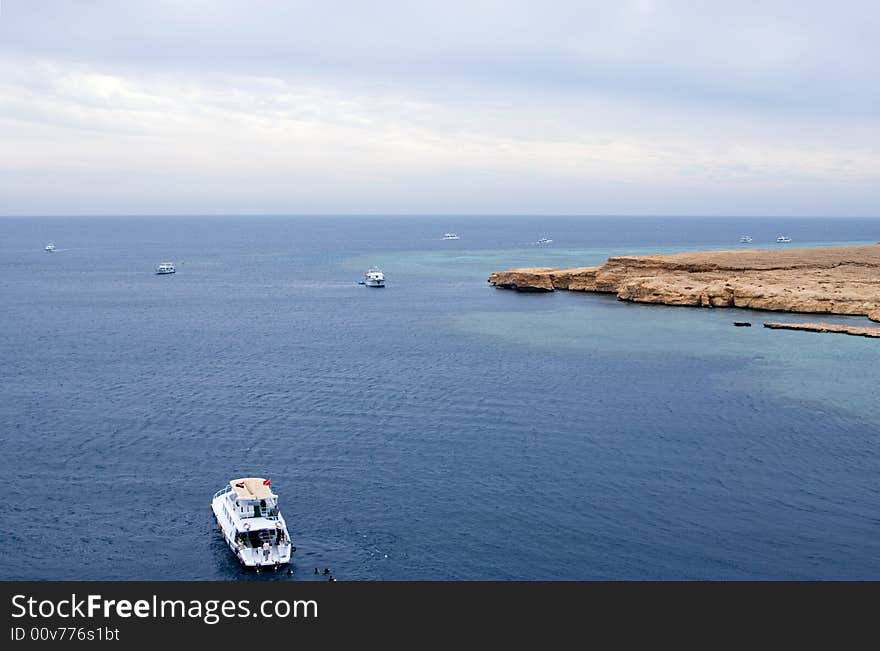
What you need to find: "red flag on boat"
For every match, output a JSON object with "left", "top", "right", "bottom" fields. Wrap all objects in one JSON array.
[{"left": 263, "top": 479, "right": 271, "bottom": 486}]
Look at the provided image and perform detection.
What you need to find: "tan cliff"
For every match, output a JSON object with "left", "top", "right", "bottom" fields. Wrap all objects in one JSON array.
[{"left": 489, "top": 244, "right": 880, "bottom": 321}]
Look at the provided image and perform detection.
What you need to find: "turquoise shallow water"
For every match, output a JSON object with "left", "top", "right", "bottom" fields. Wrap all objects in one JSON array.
[
  {"left": 1, "top": 215, "right": 878, "bottom": 579},
  {"left": 450, "top": 300, "right": 880, "bottom": 424}
]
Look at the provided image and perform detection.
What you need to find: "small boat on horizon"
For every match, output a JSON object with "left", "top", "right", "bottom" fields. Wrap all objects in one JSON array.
[
  {"left": 363, "top": 267, "right": 385, "bottom": 287},
  {"left": 155, "top": 262, "right": 176, "bottom": 274},
  {"left": 442, "top": 233, "right": 460, "bottom": 240},
  {"left": 739, "top": 236, "right": 753, "bottom": 244},
  {"left": 44, "top": 243, "right": 56, "bottom": 252},
  {"left": 536, "top": 237, "right": 553, "bottom": 245},
  {"left": 776, "top": 235, "right": 792, "bottom": 243},
  {"left": 211, "top": 478, "right": 294, "bottom": 569}
]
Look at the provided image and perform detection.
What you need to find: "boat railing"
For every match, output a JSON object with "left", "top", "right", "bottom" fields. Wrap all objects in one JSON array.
[{"left": 212, "top": 485, "right": 232, "bottom": 500}]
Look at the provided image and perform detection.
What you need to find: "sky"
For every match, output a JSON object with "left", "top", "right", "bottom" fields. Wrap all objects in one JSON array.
[{"left": 0, "top": 0, "right": 878, "bottom": 216}]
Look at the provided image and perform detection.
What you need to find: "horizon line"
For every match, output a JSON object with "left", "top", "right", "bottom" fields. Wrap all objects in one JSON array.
[{"left": 2, "top": 213, "right": 879, "bottom": 219}]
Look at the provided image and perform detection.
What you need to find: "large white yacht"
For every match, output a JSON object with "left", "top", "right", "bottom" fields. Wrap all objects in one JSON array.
[
  {"left": 364, "top": 267, "right": 385, "bottom": 287},
  {"left": 44, "top": 243, "right": 56, "bottom": 252},
  {"left": 536, "top": 237, "right": 553, "bottom": 245},
  {"left": 442, "top": 233, "right": 460, "bottom": 240},
  {"left": 776, "top": 235, "right": 792, "bottom": 243},
  {"left": 155, "top": 262, "right": 176, "bottom": 274},
  {"left": 739, "top": 235, "right": 753, "bottom": 244},
  {"left": 212, "top": 478, "right": 294, "bottom": 569}
]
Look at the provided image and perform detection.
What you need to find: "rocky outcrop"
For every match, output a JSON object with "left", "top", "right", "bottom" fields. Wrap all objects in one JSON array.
[
  {"left": 487, "top": 267, "right": 557, "bottom": 291},
  {"left": 764, "top": 322, "right": 880, "bottom": 338},
  {"left": 489, "top": 244, "right": 880, "bottom": 319},
  {"left": 486, "top": 266, "right": 600, "bottom": 292}
]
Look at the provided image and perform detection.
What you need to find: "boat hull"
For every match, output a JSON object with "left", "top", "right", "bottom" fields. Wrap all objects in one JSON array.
[
  {"left": 211, "top": 494, "right": 292, "bottom": 569},
  {"left": 365, "top": 279, "right": 385, "bottom": 287},
  {"left": 215, "top": 516, "right": 292, "bottom": 568}
]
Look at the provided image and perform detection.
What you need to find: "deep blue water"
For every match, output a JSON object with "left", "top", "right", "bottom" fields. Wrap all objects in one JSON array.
[{"left": 1, "top": 215, "right": 879, "bottom": 580}]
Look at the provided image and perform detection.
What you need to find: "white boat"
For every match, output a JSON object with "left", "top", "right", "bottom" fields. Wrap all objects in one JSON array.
[
  {"left": 155, "top": 262, "right": 176, "bottom": 274},
  {"left": 536, "top": 237, "right": 553, "bottom": 245},
  {"left": 776, "top": 235, "right": 792, "bottom": 243},
  {"left": 364, "top": 267, "right": 385, "bottom": 287},
  {"left": 739, "top": 236, "right": 753, "bottom": 243},
  {"left": 442, "top": 233, "right": 460, "bottom": 240},
  {"left": 44, "top": 243, "right": 56, "bottom": 252},
  {"left": 211, "top": 478, "right": 294, "bottom": 569}
]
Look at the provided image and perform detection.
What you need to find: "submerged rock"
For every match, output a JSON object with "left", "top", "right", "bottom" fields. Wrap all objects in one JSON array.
[{"left": 763, "top": 322, "right": 880, "bottom": 338}]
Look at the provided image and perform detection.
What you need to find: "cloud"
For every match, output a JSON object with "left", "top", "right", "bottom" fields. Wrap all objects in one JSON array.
[{"left": 0, "top": 1, "right": 878, "bottom": 215}]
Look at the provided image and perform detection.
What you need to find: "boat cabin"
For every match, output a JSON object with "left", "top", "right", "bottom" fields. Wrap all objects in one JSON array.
[
  {"left": 235, "top": 525, "right": 287, "bottom": 549},
  {"left": 228, "top": 477, "right": 280, "bottom": 519}
]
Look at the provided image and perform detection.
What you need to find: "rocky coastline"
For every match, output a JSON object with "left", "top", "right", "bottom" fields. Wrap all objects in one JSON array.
[{"left": 489, "top": 244, "right": 880, "bottom": 324}]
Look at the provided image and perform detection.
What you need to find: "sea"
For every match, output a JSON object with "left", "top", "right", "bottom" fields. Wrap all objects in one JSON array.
[{"left": 1, "top": 215, "right": 878, "bottom": 580}]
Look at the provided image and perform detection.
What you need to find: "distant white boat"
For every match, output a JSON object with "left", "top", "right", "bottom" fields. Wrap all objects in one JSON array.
[
  {"left": 739, "top": 236, "right": 753, "bottom": 244},
  {"left": 44, "top": 243, "right": 56, "bottom": 252},
  {"left": 776, "top": 235, "right": 792, "bottom": 243},
  {"left": 363, "top": 267, "right": 385, "bottom": 287},
  {"left": 442, "top": 233, "right": 460, "bottom": 240},
  {"left": 155, "top": 262, "right": 176, "bottom": 274},
  {"left": 536, "top": 237, "right": 553, "bottom": 245}
]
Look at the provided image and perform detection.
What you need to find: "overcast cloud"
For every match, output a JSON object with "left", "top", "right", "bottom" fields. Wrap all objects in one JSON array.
[{"left": 1, "top": 0, "right": 878, "bottom": 215}]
